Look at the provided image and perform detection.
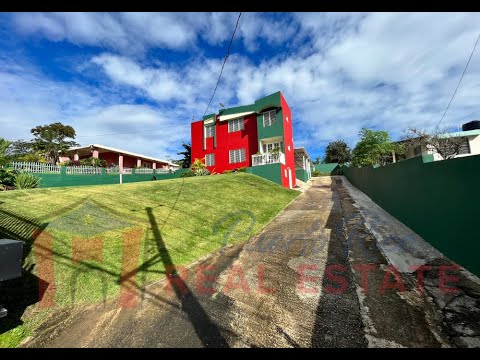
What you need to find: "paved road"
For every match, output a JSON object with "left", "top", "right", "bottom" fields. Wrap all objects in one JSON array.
[{"left": 23, "top": 177, "right": 479, "bottom": 347}]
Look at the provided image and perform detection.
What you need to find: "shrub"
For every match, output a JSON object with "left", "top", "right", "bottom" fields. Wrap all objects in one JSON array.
[
  {"left": 237, "top": 167, "right": 247, "bottom": 172},
  {"left": 58, "top": 160, "right": 73, "bottom": 166},
  {"left": 180, "top": 170, "right": 195, "bottom": 178},
  {"left": 80, "top": 157, "right": 107, "bottom": 167},
  {"left": 15, "top": 172, "right": 41, "bottom": 189},
  {"left": 0, "top": 168, "right": 18, "bottom": 189},
  {"left": 224, "top": 170, "right": 233, "bottom": 174},
  {"left": 312, "top": 170, "right": 321, "bottom": 177}
]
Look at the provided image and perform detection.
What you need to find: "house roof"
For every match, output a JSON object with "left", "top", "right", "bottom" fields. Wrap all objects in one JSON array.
[
  {"left": 67, "top": 144, "right": 178, "bottom": 166},
  {"left": 395, "top": 129, "right": 480, "bottom": 143},
  {"left": 294, "top": 147, "right": 311, "bottom": 160}
]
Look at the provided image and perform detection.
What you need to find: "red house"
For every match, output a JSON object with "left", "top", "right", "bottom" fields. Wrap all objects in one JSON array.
[{"left": 191, "top": 91, "right": 297, "bottom": 188}]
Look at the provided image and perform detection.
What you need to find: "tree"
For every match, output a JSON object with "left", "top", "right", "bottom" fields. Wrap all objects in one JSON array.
[
  {"left": 30, "top": 122, "right": 78, "bottom": 165},
  {"left": 313, "top": 156, "right": 323, "bottom": 165},
  {"left": 5, "top": 139, "right": 46, "bottom": 163},
  {"left": 324, "top": 140, "right": 352, "bottom": 164},
  {"left": 402, "top": 127, "right": 467, "bottom": 160},
  {"left": 0, "top": 138, "right": 11, "bottom": 167},
  {"left": 177, "top": 142, "right": 191, "bottom": 169},
  {"left": 352, "top": 128, "right": 403, "bottom": 167}
]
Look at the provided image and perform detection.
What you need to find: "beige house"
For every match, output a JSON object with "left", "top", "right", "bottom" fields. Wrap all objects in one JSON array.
[{"left": 394, "top": 129, "right": 480, "bottom": 162}]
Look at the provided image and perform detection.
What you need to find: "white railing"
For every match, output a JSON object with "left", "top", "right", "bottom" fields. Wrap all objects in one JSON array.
[
  {"left": 251, "top": 152, "right": 285, "bottom": 166},
  {"left": 135, "top": 168, "right": 154, "bottom": 174},
  {"left": 66, "top": 165, "right": 103, "bottom": 175},
  {"left": 122, "top": 167, "right": 133, "bottom": 174},
  {"left": 11, "top": 162, "right": 61, "bottom": 174},
  {"left": 154, "top": 168, "right": 171, "bottom": 174},
  {"left": 106, "top": 167, "right": 120, "bottom": 174}
]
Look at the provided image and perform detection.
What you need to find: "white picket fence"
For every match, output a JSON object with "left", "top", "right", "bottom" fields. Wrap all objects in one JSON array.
[
  {"left": 135, "top": 167, "right": 154, "bottom": 174},
  {"left": 11, "top": 162, "right": 61, "bottom": 174},
  {"left": 66, "top": 166, "right": 103, "bottom": 175}
]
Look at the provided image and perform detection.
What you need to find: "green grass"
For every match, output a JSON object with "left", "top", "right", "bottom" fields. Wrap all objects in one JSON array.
[{"left": 0, "top": 173, "right": 298, "bottom": 347}]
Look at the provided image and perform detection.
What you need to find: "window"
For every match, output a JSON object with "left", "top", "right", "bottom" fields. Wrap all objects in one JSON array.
[
  {"left": 229, "top": 149, "right": 246, "bottom": 164},
  {"left": 143, "top": 163, "right": 152, "bottom": 168},
  {"left": 458, "top": 137, "right": 471, "bottom": 155},
  {"left": 228, "top": 118, "right": 244, "bottom": 133},
  {"left": 263, "top": 110, "right": 276, "bottom": 127},
  {"left": 205, "top": 125, "right": 215, "bottom": 138},
  {"left": 262, "top": 141, "right": 283, "bottom": 153},
  {"left": 205, "top": 153, "right": 215, "bottom": 166}
]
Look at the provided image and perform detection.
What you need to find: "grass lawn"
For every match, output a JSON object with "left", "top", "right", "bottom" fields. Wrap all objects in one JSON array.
[{"left": 0, "top": 173, "right": 299, "bottom": 347}]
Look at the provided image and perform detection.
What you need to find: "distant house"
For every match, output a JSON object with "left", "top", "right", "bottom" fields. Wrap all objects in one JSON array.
[
  {"left": 60, "top": 144, "right": 179, "bottom": 172},
  {"left": 394, "top": 121, "right": 480, "bottom": 162}
]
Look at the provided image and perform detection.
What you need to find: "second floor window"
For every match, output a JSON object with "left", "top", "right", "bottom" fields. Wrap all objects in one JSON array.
[
  {"left": 205, "top": 153, "right": 215, "bottom": 166},
  {"left": 263, "top": 110, "right": 276, "bottom": 127},
  {"left": 228, "top": 118, "right": 244, "bottom": 133},
  {"left": 205, "top": 125, "right": 215, "bottom": 138},
  {"left": 229, "top": 148, "right": 246, "bottom": 164}
]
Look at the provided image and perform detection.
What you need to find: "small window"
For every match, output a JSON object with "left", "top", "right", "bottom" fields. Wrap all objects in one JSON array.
[
  {"left": 263, "top": 110, "right": 276, "bottom": 127},
  {"left": 228, "top": 118, "right": 244, "bottom": 133},
  {"left": 229, "top": 149, "right": 246, "bottom": 164},
  {"left": 205, "top": 154, "right": 215, "bottom": 166},
  {"left": 205, "top": 125, "right": 215, "bottom": 138}
]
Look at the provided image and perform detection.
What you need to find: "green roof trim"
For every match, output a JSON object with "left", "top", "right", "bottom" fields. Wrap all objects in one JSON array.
[
  {"left": 218, "top": 104, "right": 256, "bottom": 116},
  {"left": 202, "top": 113, "right": 216, "bottom": 120},
  {"left": 439, "top": 129, "right": 480, "bottom": 138}
]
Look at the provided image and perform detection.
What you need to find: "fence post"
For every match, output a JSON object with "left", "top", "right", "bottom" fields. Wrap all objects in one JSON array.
[
  {"left": 60, "top": 166, "right": 67, "bottom": 176},
  {"left": 101, "top": 168, "right": 106, "bottom": 175}
]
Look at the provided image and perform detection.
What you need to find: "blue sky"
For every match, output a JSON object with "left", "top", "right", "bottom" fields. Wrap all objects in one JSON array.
[{"left": 1, "top": 12, "right": 479, "bottom": 161}]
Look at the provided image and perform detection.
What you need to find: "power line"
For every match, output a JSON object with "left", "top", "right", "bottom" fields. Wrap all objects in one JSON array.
[
  {"left": 203, "top": 12, "right": 242, "bottom": 117},
  {"left": 434, "top": 32, "right": 480, "bottom": 131}
]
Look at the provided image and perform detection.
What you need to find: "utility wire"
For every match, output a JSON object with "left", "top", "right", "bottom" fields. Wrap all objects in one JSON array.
[
  {"left": 203, "top": 12, "right": 242, "bottom": 117},
  {"left": 434, "top": 32, "right": 480, "bottom": 131}
]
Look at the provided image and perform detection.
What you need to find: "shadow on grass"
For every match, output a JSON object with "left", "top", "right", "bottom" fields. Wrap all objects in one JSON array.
[{"left": 145, "top": 206, "right": 229, "bottom": 348}]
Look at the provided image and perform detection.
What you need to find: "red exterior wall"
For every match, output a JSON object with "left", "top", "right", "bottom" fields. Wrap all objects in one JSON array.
[
  {"left": 280, "top": 92, "right": 296, "bottom": 188},
  {"left": 191, "top": 114, "right": 258, "bottom": 174},
  {"left": 78, "top": 151, "right": 165, "bottom": 169}
]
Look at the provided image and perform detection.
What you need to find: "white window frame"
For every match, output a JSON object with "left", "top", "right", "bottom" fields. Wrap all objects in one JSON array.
[
  {"left": 262, "top": 141, "right": 283, "bottom": 153},
  {"left": 263, "top": 110, "right": 276, "bottom": 127},
  {"left": 205, "top": 153, "right": 215, "bottom": 167},
  {"left": 205, "top": 125, "right": 215, "bottom": 138},
  {"left": 229, "top": 148, "right": 246, "bottom": 164},
  {"left": 228, "top": 117, "right": 244, "bottom": 133}
]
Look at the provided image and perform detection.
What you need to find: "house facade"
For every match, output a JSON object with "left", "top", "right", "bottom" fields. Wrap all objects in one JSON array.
[
  {"left": 394, "top": 122, "right": 480, "bottom": 162},
  {"left": 191, "top": 91, "right": 297, "bottom": 188},
  {"left": 60, "top": 144, "right": 179, "bottom": 172}
]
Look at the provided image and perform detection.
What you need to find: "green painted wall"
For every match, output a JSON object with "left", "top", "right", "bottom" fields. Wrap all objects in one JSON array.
[
  {"left": 314, "top": 163, "right": 340, "bottom": 175},
  {"left": 25, "top": 168, "right": 184, "bottom": 188},
  {"left": 342, "top": 154, "right": 480, "bottom": 277},
  {"left": 247, "top": 163, "right": 282, "bottom": 186},
  {"left": 254, "top": 92, "right": 284, "bottom": 140},
  {"left": 296, "top": 168, "right": 309, "bottom": 182}
]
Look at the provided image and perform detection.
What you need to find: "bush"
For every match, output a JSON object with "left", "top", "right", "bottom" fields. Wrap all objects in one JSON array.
[
  {"left": 237, "top": 167, "right": 247, "bottom": 172},
  {"left": 58, "top": 160, "right": 73, "bottom": 166},
  {"left": 223, "top": 170, "right": 233, "bottom": 174},
  {"left": 180, "top": 170, "right": 195, "bottom": 178},
  {"left": 312, "top": 170, "right": 321, "bottom": 177},
  {"left": 0, "top": 168, "right": 18, "bottom": 189},
  {"left": 80, "top": 157, "right": 107, "bottom": 167},
  {"left": 14, "top": 172, "right": 41, "bottom": 189}
]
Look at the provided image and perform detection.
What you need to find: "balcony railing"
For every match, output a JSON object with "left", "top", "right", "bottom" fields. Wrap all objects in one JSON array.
[{"left": 252, "top": 151, "right": 285, "bottom": 166}]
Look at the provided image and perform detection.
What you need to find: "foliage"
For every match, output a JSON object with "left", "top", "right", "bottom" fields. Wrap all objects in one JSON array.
[
  {"left": 79, "top": 157, "right": 107, "bottom": 167},
  {"left": 312, "top": 170, "right": 321, "bottom": 177},
  {"left": 180, "top": 170, "right": 195, "bottom": 177},
  {"left": 30, "top": 122, "right": 78, "bottom": 165},
  {"left": 191, "top": 157, "right": 210, "bottom": 176},
  {"left": 58, "top": 160, "right": 73, "bottom": 167},
  {"left": 223, "top": 170, "right": 233, "bottom": 174},
  {"left": 14, "top": 172, "right": 41, "bottom": 189},
  {"left": 324, "top": 140, "right": 352, "bottom": 165},
  {"left": 4, "top": 140, "right": 46, "bottom": 163},
  {"left": 237, "top": 167, "right": 247, "bottom": 172},
  {"left": 402, "top": 127, "right": 467, "bottom": 160},
  {"left": 0, "top": 138, "right": 11, "bottom": 166},
  {"left": 0, "top": 168, "right": 18, "bottom": 189},
  {"left": 352, "top": 128, "right": 403, "bottom": 167},
  {"left": 177, "top": 142, "right": 192, "bottom": 169},
  {"left": 313, "top": 156, "right": 323, "bottom": 165}
]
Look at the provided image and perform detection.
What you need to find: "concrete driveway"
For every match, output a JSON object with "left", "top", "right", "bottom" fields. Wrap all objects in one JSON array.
[{"left": 22, "top": 177, "right": 480, "bottom": 348}]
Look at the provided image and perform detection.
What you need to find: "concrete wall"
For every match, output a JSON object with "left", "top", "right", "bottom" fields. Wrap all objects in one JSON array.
[
  {"left": 314, "top": 163, "right": 340, "bottom": 175},
  {"left": 27, "top": 168, "right": 186, "bottom": 188},
  {"left": 342, "top": 154, "right": 480, "bottom": 277},
  {"left": 247, "top": 163, "right": 282, "bottom": 186}
]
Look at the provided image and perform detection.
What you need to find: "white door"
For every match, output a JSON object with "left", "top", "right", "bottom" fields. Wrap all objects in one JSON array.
[{"left": 288, "top": 167, "right": 292, "bottom": 189}]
